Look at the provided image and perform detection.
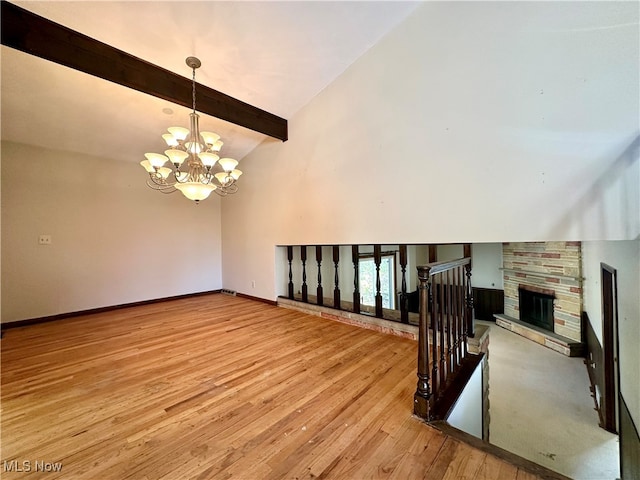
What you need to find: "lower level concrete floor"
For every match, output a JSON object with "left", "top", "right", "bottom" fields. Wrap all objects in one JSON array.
[{"left": 482, "top": 320, "right": 619, "bottom": 480}]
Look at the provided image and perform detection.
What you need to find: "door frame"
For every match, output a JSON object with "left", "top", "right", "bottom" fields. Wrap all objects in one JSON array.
[{"left": 600, "top": 262, "right": 619, "bottom": 434}]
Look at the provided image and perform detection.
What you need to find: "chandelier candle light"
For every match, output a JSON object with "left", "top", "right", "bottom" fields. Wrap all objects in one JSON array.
[{"left": 140, "top": 56, "right": 242, "bottom": 202}]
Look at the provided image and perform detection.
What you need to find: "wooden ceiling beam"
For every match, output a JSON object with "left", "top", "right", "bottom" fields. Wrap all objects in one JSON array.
[{"left": 1, "top": 1, "right": 288, "bottom": 141}]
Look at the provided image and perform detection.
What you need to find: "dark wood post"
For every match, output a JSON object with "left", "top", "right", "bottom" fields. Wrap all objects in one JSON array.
[
  {"left": 414, "top": 265, "right": 432, "bottom": 420},
  {"left": 287, "top": 246, "right": 294, "bottom": 299},
  {"left": 438, "top": 272, "right": 447, "bottom": 389},
  {"left": 429, "top": 244, "right": 437, "bottom": 263},
  {"left": 316, "top": 246, "right": 323, "bottom": 306},
  {"left": 446, "top": 269, "right": 453, "bottom": 376},
  {"left": 333, "top": 246, "right": 341, "bottom": 309},
  {"left": 301, "top": 245, "right": 308, "bottom": 303},
  {"left": 399, "top": 244, "right": 408, "bottom": 324},
  {"left": 452, "top": 266, "right": 460, "bottom": 368},
  {"left": 431, "top": 270, "right": 439, "bottom": 398},
  {"left": 464, "top": 243, "right": 474, "bottom": 338},
  {"left": 374, "top": 244, "right": 383, "bottom": 318},
  {"left": 352, "top": 245, "right": 360, "bottom": 314},
  {"left": 461, "top": 264, "right": 469, "bottom": 356}
]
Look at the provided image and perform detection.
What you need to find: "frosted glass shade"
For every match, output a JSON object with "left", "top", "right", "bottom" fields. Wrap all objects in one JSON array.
[
  {"left": 144, "top": 153, "right": 168, "bottom": 168},
  {"left": 185, "top": 140, "right": 202, "bottom": 154},
  {"left": 140, "top": 160, "right": 155, "bottom": 173},
  {"left": 165, "top": 149, "right": 189, "bottom": 166},
  {"left": 198, "top": 152, "right": 219, "bottom": 167},
  {"left": 214, "top": 172, "right": 229, "bottom": 184},
  {"left": 157, "top": 167, "right": 172, "bottom": 179},
  {"left": 218, "top": 158, "right": 238, "bottom": 172},
  {"left": 201, "top": 131, "right": 220, "bottom": 145},
  {"left": 212, "top": 140, "right": 224, "bottom": 152},
  {"left": 230, "top": 169, "right": 242, "bottom": 180},
  {"left": 167, "top": 127, "right": 189, "bottom": 141},
  {"left": 175, "top": 182, "right": 217, "bottom": 201},
  {"left": 162, "top": 134, "right": 179, "bottom": 147}
]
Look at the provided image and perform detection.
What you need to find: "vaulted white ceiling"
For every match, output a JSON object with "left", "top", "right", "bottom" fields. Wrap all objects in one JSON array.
[{"left": 1, "top": 1, "right": 419, "bottom": 164}]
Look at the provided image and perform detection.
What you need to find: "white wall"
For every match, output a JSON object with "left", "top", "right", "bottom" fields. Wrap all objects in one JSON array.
[
  {"left": 472, "top": 243, "right": 504, "bottom": 290},
  {"left": 1, "top": 141, "right": 223, "bottom": 323},
  {"left": 447, "top": 357, "right": 485, "bottom": 439},
  {"left": 222, "top": 1, "right": 638, "bottom": 301},
  {"left": 437, "top": 244, "right": 463, "bottom": 262},
  {"left": 582, "top": 240, "right": 640, "bottom": 429}
]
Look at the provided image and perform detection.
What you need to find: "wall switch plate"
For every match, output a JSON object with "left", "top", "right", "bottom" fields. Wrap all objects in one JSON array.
[{"left": 38, "top": 235, "right": 52, "bottom": 245}]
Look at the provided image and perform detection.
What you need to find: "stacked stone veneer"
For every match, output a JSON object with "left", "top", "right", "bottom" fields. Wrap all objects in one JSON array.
[{"left": 503, "top": 242, "right": 582, "bottom": 342}]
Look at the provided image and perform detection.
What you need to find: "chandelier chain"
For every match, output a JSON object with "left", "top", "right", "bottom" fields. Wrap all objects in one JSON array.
[{"left": 192, "top": 67, "right": 197, "bottom": 114}]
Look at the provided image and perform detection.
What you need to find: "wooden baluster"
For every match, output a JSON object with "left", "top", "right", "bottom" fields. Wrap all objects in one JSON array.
[
  {"left": 459, "top": 266, "right": 466, "bottom": 360},
  {"left": 316, "top": 246, "right": 323, "bottom": 306},
  {"left": 374, "top": 244, "right": 383, "bottom": 318},
  {"left": 431, "top": 270, "right": 439, "bottom": 399},
  {"left": 333, "top": 246, "right": 341, "bottom": 309},
  {"left": 301, "top": 246, "right": 308, "bottom": 303},
  {"left": 452, "top": 266, "right": 460, "bottom": 368},
  {"left": 287, "top": 246, "right": 294, "bottom": 299},
  {"left": 352, "top": 245, "right": 360, "bottom": 314},
  {"left": 438, "top": 272, "right": 447, "bottom": 389},
  {"left": 461, "top": 263, "right": 468, "bottom": 357},
  {"left": 446, "top": 269, "right": 453, "bottom": 376},
  {"left": 464, "top": 244, "right": 474, "bottom": 339},
  {"left": 414, "top": 265, "right": 432, "bottom": 420},
  {"left": 399, "top": 244, "right": 408, "bottom": 324}
]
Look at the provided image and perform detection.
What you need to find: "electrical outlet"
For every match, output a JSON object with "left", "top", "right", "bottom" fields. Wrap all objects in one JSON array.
[
  {"left": 251, "top": 280, "right": 256, "bottom": 288},
  {"left": 38, "top": 235, "right": 52, "bottom": 245}
]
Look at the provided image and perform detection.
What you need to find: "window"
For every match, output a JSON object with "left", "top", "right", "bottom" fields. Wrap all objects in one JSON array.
[{"left": 359, "top": 254, "right": 396, "bottom": 309}]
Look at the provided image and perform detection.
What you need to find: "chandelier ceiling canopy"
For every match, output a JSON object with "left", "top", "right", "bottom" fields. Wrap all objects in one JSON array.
[{"left": 141, "top": 56, "right": 242, "bottom": 203}]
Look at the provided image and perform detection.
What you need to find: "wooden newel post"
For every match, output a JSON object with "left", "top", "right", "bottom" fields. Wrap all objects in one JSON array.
[{"left": 414, "top": 265, "right": 432, "bottom": 420}]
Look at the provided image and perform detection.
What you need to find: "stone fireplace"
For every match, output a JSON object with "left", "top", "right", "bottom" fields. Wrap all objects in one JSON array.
[
  {"left": 495, "top": 242, "right": 584, "bottom": 356},
  {"left": 518, "top": 285, "right": 554, "bottom": 332}
]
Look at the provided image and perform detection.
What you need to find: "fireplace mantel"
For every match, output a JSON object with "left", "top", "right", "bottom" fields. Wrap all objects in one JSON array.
[{"left": 501, "top": 267, "right": 582, "bottom": 282}]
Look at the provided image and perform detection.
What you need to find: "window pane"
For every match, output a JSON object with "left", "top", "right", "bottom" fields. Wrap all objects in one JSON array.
[{"left": 359, "top": 254, "right": 395, "bottom": 310}]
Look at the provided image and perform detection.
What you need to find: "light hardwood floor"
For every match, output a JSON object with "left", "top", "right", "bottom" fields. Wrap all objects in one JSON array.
[{"left": 1, "top": 294, "right": 541, "bottom": 479}]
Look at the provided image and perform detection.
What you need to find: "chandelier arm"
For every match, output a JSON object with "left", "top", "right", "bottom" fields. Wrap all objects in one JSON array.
[
  {"left": 146, "top": 179, "right": 176, "bottom": 193},
  {"left": 173, "top": 170, "right": 189, "bottom": 184},
  {"left": 147, "top": 174, "right": 166, "bottom": 186}
]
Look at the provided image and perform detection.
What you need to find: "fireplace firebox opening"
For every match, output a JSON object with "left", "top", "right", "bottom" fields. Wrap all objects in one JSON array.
[{"left": 518, "top": 286, "right": 554, "bottom": 332}]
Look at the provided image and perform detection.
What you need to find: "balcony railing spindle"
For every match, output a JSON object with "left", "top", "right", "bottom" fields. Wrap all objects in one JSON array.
[
  {"left": 316, "top": 246, "right": 323, "bottom": 306},
  {"left": 301, "top": 245, "right": 308, "bottom": 303},
  {"left": 333, "top": 246, "right": 341, "bottom": 309}
]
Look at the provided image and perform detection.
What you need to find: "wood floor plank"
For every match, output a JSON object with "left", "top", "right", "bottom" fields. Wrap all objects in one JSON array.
[{"left": 1, "top": 294, "right": 544, "bottom": 479}]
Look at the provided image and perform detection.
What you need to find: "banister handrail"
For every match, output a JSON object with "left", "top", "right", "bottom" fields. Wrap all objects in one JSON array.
[{"left": 417, "top": 257, "right": 471, "bottom": 278}]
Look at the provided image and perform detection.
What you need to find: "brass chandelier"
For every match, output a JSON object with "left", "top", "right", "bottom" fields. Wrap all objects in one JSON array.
[{"left": 140, "top": 56, "right": 242, "bottom": 202}]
